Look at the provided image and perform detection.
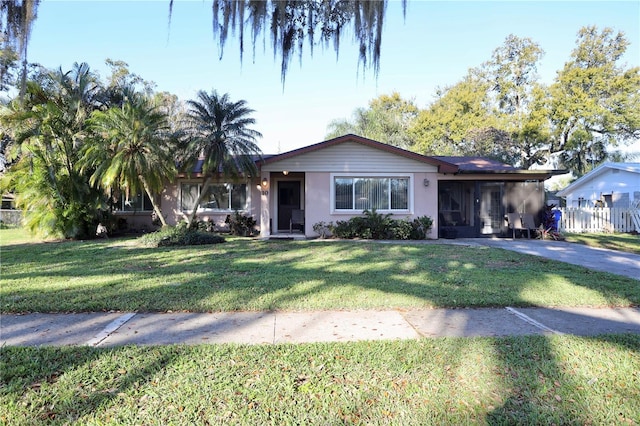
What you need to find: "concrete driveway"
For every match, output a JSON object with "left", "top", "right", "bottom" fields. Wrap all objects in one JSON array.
[{"left": 459, "top": 238, "right": 640, "bottom": 280}]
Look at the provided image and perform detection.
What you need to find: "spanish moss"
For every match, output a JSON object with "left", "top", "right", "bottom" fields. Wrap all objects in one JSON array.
[
  {"left": 169, "top": 0, "right": 405, "bottom": 85},
  {"left": 0, "top": 0, "right": 40, "bottom": 98}
]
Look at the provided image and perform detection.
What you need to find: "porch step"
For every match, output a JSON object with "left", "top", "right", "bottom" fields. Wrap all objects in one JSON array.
[{"left": 265, "top": 233, "right": 307, "bottom": 241}]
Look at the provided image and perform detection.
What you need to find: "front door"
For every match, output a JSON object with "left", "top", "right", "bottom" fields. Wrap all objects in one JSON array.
[
  {"left": 479, "top": 183, "right": 504, "bottom": 234},
  {"left": 277, "top": 181, "right": 301, "bottom": 231}
]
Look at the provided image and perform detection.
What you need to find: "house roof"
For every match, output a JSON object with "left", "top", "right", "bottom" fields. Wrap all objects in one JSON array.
[
  {"left": 433, "top": 156, "right": 518, "bottom": 172},
  {"left": 258, "top": 134, "right": 459, "bottom": 174},
  {"left": 180, "top": 134, "right": 566, "bottom": 179},
  {"left": 556, "top": 162, "right": 640, "bottom": 197},
  {"left": 433, "top": 156, "right": 567, "bottom": 179}
]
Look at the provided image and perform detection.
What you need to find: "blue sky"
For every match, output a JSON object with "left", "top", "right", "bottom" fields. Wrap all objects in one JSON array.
[{"left": 28, "top": 1, "right": 640, "bottom": 154}]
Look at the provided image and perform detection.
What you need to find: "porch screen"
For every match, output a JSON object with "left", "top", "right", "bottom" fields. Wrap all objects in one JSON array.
[{"left": 334, "top": 177, "right": 409, "bottom": 211}]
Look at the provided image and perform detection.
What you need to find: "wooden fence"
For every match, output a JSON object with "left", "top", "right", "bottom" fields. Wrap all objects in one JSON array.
[{"left": 558, "top": 207, "right": 640, "bottom": 233}]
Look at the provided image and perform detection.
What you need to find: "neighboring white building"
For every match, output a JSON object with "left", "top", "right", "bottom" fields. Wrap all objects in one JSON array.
[{"left": 556, "top": 163, "right": 640, "bottom": 208}]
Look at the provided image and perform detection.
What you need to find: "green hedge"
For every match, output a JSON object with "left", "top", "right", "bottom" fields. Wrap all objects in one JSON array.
[
  {"left": 328, "top": 209, "right": 433, "bottom": 240},
  {"left": 139, "top": 225, "right": 226, "bottom": 247}
]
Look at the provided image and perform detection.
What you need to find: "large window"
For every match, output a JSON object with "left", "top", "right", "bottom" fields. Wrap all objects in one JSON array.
[
  {"left": 181, "top": 183, "right": 248, "bottom": 211},
  {"left": 334, "top": 176, "right": 410, "bottom": 211},
  {"left": 113, "top": 192, "right": 153, "bottom": 212}
]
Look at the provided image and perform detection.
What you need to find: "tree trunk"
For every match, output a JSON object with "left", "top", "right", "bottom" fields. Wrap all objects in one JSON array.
[
  {"left": 140, "top": 176, "right": 168, "bottom": 227},
  {"left": 186, "top": 175, "right": 212, "bottom": 227}
]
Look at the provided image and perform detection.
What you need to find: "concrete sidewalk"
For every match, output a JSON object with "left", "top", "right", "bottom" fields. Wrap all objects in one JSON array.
[{"left": 2, "top": 307, "right": 639, "bottom": 347}]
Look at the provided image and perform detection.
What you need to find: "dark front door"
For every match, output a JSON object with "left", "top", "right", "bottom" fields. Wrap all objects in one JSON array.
[{"left": 278, "top": 181, "right": 301, "bottom": 231}]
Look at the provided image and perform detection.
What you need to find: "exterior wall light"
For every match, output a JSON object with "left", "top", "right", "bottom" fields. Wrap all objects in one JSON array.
[
  {"left": 261, "top": 178, "right": 269, "bottom": 188},
  {"left": 283, "top": 170, "right": 289, "bottom": 175},
  {"left": 423, "top": 179, "right": 430, "bottom": 187}
]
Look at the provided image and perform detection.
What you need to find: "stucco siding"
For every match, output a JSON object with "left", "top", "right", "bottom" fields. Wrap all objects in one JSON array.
[
  {"left": 413, "top": 172, "right": 439, "bottom": 238},
  {"left": 161, "top": 183, "right": 180, "bottom": 225},
  {"left": 262, "top": 141, "right": 439, "bottom": 173},
  {"left": 304, "top": 172, "right": 332, "bottom": 236},
  {"left": 303, "top": 171, "right": 439, "bottom": 239},
  {"left": 162, "top": 179, "right": 261, "bottom": 229}
]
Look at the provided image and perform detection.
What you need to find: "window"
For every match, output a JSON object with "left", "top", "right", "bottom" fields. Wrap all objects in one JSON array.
[
  {"left": 333, "top": 176, "right": 410, "bottom": 211},
  {"left": 113, "top": 192, "right": 153, "bottom": 212},
  {"left": 181, "top": 183, "right": 248, "bottom": 211}
]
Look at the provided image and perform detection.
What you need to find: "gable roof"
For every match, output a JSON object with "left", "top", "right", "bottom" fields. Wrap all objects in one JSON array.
[
  {"left": 557, "top": 162, "right": 640, "bottom": 196},
  {"left": 179, "top": 134, "right": 566, "bottom": 179},
  {"left": 259, "top": 134, "right": 459, "bottom": 174}
]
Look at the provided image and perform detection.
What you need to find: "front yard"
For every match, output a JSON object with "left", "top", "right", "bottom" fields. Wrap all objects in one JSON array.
[
  {"left": 1, "top": 229, "right": 638, "bottom": 313},
  {"left": 1, "top": 228, "right": 639, "bottom": 424}
]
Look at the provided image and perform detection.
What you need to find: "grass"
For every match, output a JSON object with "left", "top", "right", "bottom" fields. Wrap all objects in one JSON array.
[
  {"left": 564, "top": 232, "right": 640, "bottom": 255},
  {"left": 2, "top": 228, "right": 639, "bottom": 424},
  {"left": 1, "top": 229, "right": 639, "bottom": 313},
  {"left": 1, "top": 335, "right": 638, "bottom": 425},
  {"left": 0, "top": 226, "right": 37, "bottom": 245}
]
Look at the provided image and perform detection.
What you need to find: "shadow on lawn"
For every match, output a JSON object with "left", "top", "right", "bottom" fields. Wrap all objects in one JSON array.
[
  {"left": 2, "top": 238, "right": 638, "bottom": 313},
  {"left": 2, "top": 237, "right": 640, "bottom": 422},
  {"left": 0, "top": 345, "right": 181, "bottom": 423}
]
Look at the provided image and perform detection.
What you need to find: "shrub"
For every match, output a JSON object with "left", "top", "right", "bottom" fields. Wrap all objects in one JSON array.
[
  {"left": 329, "top": 210, "right": 433, "bottom": 240},
  {"left": 193, "top": 218, "right": 217, "bottom": 233},
  {"left": 389, "top": 219, "right": 413, "bottom": 240},
  {"left": 411, "top": 215, "right": 434, "bottom": 239},
  {"left": 362, "top": 209, "right": 394, "bottom": 239},
  {"left": 225, "top": 211, "right": 257, "bottom": 236},
  {"left": 138, "top": 226, "right": 226, "bottom": 247},
  {"left": 312, "top": 221, "right": 334, "bottom": 238},
  {"left": 332, "top": 218, "right": 362, "bottom": 239}
]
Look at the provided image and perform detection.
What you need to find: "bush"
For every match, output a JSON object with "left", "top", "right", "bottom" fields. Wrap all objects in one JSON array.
[
  {"left": 389, "top": 219, "right": 414, "bottom": 240},
  {"left": 329, "top": 210, "right": 433, "bottom": 240},
  {"left": 225, "top": 211, "right": 257, "bottom": 236},
  {"left": 312, "top": 221, "right": 334, "bottom": 238},
  {"left": 332, "top": 218, "right": 360, "bottom": 239},
  {"left": 192, "top": 218, "right": 217, "bottom": 233},
  {"left": 362, "top": 209, "right": 393, "bottom": 239},
  {"left": 138, "top": 226, "right": 226, "bottom": 247},
  {"left": 411, "top": 215, "right": 434, "bottom": 240}
]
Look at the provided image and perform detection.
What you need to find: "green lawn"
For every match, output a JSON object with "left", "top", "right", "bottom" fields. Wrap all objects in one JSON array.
[
  {"left": 1, "top": 335, "right": 638, "bottom": 425},
  {"left": 2, "top": 228, "right": 639, "bottom": 425},
  {"left": 1, "top": 229, "right": 638, "bottom": 313},
  {"left": 564, "top": 232, "right": 640, "bottom": 255}
]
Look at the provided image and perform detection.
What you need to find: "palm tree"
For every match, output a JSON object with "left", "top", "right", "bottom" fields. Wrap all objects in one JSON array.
[
  {"left": 182, "top": 90, "right": 262, "bottom": 226},
  {"left": 0, "top": 63, "right": 104, "bottom": 238},
  {"left": 83, "top": 93, "right": 176, "bottom": 227}
]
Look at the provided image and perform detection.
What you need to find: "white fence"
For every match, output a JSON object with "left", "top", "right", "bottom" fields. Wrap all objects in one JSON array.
[{"left": 558, "top": 207, "right": 640, "bottom": 233}]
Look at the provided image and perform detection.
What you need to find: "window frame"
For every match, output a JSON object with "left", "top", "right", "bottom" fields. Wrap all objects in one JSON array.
[
  {"left": 113, "top": 192, "right": 153, "bottom": 213},
  {"left": 330, "top": 173, "right": 413, "bottom": 214},
  {"left": 180, "top": 182, "right": 249, "bottom": 212}
]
